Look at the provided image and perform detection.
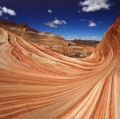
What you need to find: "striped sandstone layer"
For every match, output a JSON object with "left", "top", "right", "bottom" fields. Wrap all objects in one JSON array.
[{"left": 0, "top": 16, "right": 120, "bottom": 119}]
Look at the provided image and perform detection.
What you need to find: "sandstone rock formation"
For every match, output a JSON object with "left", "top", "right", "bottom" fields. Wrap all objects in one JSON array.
[
  {"left": 0, "top": 15, "right": 120, "bottom": 119},
  {"left": 0, "top": 19, "right": 97, "bottom": 58}
]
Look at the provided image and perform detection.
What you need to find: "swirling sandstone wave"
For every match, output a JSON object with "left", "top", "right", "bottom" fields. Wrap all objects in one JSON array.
[{"left": 0, "top": 16, "right": 120, "bottom": 119}]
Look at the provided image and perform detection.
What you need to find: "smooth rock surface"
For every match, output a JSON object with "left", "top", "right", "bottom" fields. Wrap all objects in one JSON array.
[{"left": 0, "top": 16, "right": 120, "bottom": 119}]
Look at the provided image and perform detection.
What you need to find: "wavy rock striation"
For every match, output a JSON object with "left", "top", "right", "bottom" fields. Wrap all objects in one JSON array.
[
  {"left": 0, "top": 16, "right": 120, "bottom": 119},
  {"left": 0, "top": 19, "right": 97, "bottom": 58}
]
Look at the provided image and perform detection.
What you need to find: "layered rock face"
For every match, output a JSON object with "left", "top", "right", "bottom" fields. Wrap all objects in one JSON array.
[
  {"left": 0, "top": 16, "right": 120, "bottom": 119},
  {"left": 0, "top": 19, "right": 97, "bottom": 58}
]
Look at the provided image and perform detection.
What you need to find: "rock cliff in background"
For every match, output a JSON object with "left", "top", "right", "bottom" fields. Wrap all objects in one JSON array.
[{"left": 0, "top": 15, "right": 120, "bottom": 118}]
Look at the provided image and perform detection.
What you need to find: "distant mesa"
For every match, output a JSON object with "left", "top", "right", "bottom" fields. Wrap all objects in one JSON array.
[{"left": 71, "top": 39, "right": 99, "bottom": 47}]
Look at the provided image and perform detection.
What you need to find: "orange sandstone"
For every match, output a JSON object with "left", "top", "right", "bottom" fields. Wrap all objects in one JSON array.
[{"left": 0, "top": 16, "right": 120, "bottom": 119}]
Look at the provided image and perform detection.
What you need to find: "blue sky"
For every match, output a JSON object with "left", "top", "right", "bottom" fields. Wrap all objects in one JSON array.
[{"left": 0, "top": 0, "right": 120, "bottom": 41}]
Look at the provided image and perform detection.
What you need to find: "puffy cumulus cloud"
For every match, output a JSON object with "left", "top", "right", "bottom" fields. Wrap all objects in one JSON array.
[
  {"left": 44, "top": 19, "right": 67, "bottom": 28},
  {"left": 53, "top": 20, "right": 67, "bottom": 25},
  {"left": 88, "top": 21, "right": 97, "bottom": 27},
  {"left": 44, "top": 22, "right": 57, "bottom": 28},
  {"left": 0, "top": 6, "right": 16, "bottom": 16},
  {"left": 80, "top": 19, "right": 98, "bottom": 27},
  {"left": 48, "top": 9, "right": 52, "bottom": 13},
  {"left": 78, "top": 0, "right": 112, "bottom": 12}
]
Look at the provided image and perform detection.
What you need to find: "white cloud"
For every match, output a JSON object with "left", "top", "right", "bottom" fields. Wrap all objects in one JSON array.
[
  {"left": 48, "top": 9, "right": 52, "bottom": 13},
  {"left": 78, "top": 10, "right": 81, "bottom": 13},
  {"left": 0, "top": 6, "right": 16, "bottom": 16},
  {"left": 78, "top": 0, "right": 112, "bottom": 12},
  {"left": 53, "top": 19, "right": 67, "bottom": 25},
  {"left": 88, "top": 22, "right": 97, "bottom": 27},
  {"left": 80, "top": 19, "right": 98, "bottom": 27},
  {"left": 0, "top": 10, "right": 2, "bottom": 16},
  {"left": 1, "top": 7, "right": 16, "bottom": 15},
  {"left": 80, "top": 19, "right": 87, "bottom": 21},
  {"left": 44, "top": 22, "right": 57, "bottom": 28},
  {"left": 44, "top": 19, "right": 67, "bottom": 28},
  {"left": 53, "top": 20, "right": 59, "bottom": 24}
]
